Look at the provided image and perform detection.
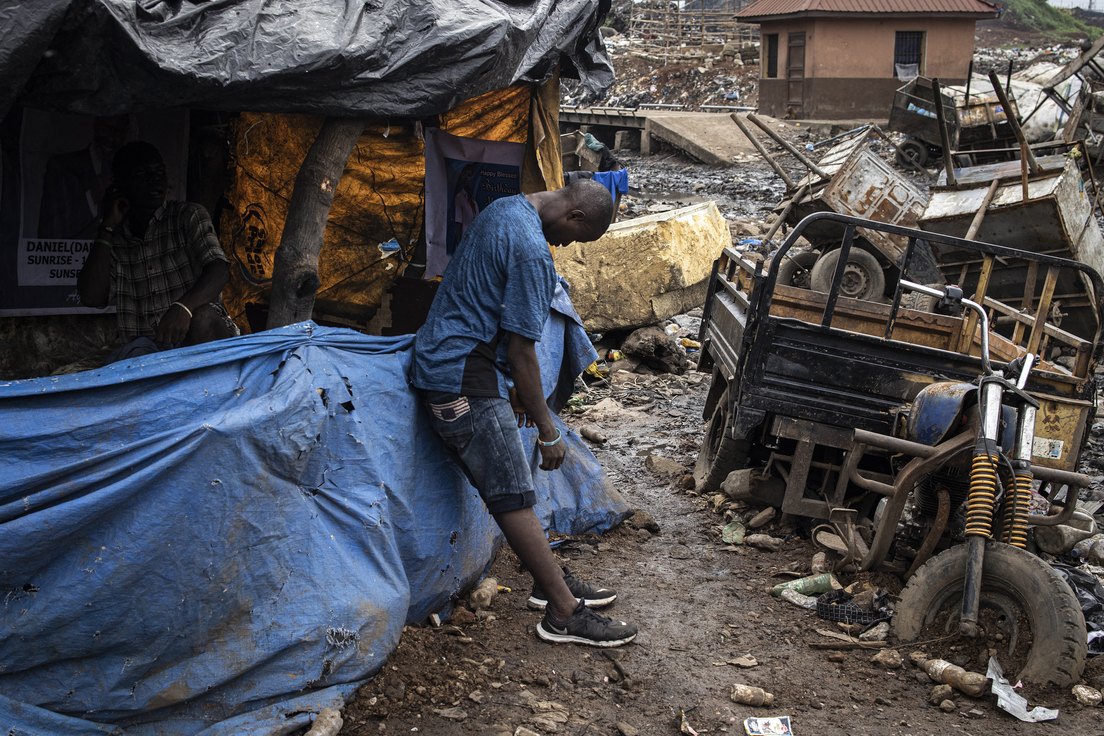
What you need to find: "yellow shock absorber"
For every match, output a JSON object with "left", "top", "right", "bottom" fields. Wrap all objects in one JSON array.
[
  {"left": 965, "top": 452, "right": 998, "bottom": 538},
  {"left": 1006, "top": 471, "right": 1033, "bottom": 549}
]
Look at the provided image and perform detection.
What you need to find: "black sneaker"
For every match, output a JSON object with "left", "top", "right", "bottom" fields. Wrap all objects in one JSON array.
[
  {"left": 527, "top": 567, "right": 617, "bottom": 610},
  {"left": 537, "top": 603, "right": 638, "bottom": 647}
]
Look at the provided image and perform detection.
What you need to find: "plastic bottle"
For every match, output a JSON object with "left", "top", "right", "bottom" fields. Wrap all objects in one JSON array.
[
  {"left": 468, "top": 577, "right": 498, "bottom": 611},
  {"left": 779, "top": 588, "right": 818, "bottom": 610},
  {"left": 810, "top": 551, "right": 829, "bottom": 575},
  {"left": 918, "top": 658, "right": 988, "bottom": 697},
  {"left": 730, "top": 684, "right": 774, "bottom": 706},
  {"left": 664, "top": 323, "right": 679, "bottom": 336},
  {"left": 770, "top": 573, "right": 838, "bottom": 597}
]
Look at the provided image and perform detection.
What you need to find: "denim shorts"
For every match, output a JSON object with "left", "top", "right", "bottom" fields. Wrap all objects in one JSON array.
[{"left": 423, "top": 391, "right": 537, "bottom": 515}]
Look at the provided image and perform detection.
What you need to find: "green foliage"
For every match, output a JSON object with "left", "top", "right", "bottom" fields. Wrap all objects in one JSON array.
[{"left": 998, "top": 0, "right": 1103, "bottom": 41}]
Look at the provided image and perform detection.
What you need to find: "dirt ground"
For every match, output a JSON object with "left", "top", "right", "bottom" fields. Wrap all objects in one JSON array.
[{"left": 339, "top": 358, "right": 1104, "bottom": 735}]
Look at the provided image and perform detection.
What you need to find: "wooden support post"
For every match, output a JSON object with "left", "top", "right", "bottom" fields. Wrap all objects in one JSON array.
[
  {"left": 956, "top": 254, "right": 995, "bottom": 354},
  {"left": 731, "top": 113, "right": 795, "bottom": 189},
  {"left": 748, "top": 113, "right": 831, "bottom": 180},
  {"left": 988, "top": 70, "right": 1039, "bottom": 175},
  {"left": 1013, "top": 260, "right": 1040, "bottom": 345},
  {"left": 931, "top": 78, "right": 957, "bottom": 187},
  {"left": 1026, "top": 266, "right": 1060, "bottom": 357},
  {"left": 267, "top": 116, "right": 367, "bottom": 329}
]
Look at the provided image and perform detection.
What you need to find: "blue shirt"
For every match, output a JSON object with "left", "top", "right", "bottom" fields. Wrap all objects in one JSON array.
[{"left": 411, "top": 195, "right": 556, "bottom": 398}]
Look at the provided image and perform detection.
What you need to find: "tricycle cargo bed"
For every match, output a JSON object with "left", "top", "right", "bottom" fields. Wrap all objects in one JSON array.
[{"left": 698, "top": 213, "right": 1103, "bottom": 475}]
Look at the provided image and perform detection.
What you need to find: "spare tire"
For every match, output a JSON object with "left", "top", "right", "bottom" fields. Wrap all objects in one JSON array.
[
  {"left": 893, "top": 541, "right": 1087, "bottom": 687},
  {"left": 810, "top": 247, "right": 886, "bottom": 302},
  {"left": 775, "top": 251, "right": 819, "bottom": 290}
]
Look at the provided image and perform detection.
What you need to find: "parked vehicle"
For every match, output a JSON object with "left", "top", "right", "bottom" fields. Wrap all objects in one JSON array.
[{"left": 695, "top": 212, "right": 1099, "bottom": 687}]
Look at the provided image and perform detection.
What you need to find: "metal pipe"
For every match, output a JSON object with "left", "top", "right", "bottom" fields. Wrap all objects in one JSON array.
[
  {"left": 964, "top": 59, "right": 973, "bottom": 105},
  {"left": 730, "top": 113, "right": 795, "bottom": 189},
  {"left": 810, "top": 124, "right": 870, "bottom": 149},
  {"left": 958, "top": 535, "right": 987, "bottom": 637},
  {"left": 931, "top": 78, "right": 958, "bottom": 187},
  {"left": 748, "top": 113, "right": 832, "bottom": 180},
  {"left": 964, "top": 179, "right": 1000, "bottom": 241},
  {"left": 762, "top": 184, "right": 809, "bottom": 245},
  {"left": 987, "top": 69, "right": 1039, "bottom": 175}
]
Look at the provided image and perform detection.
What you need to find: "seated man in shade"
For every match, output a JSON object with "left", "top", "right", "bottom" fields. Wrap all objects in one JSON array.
[{"left": 77, "top": 141, "right": 238, "bottom": 360}]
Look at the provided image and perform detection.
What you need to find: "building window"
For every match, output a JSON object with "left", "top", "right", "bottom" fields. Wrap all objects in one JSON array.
[
  {"left": 765, "top": 34, "right": 778, "bottom": 78},
  {"left": 894, "top": 31, "right": 924, "bottom": 79}
]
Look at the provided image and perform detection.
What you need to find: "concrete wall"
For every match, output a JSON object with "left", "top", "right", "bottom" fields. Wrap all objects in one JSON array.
[{"left": 758, "top": 16, "right": 977, "bottom": 119}]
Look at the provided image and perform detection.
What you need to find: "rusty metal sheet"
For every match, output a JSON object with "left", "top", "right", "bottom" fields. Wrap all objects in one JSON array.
[
  {"left": 818, "top": 148, "right": 928, "bottom": 263},
  {"left": 920, "top": 158, "right": 1103, "bottom": 341}
]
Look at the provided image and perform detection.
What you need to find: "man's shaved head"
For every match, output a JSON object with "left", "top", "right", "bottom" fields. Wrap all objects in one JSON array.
[{"left": 563, "top": 179, "right": 615, "bottom": 232}]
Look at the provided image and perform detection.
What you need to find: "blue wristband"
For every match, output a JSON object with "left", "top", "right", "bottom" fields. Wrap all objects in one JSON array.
[{"left": 537, "top": 429, "right": 562, "bottom": 447}]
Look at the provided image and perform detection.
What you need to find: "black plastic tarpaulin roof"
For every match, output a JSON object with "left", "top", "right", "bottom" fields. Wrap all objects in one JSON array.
[{"left": 0, "top": 0, "right": 613, "bottom": 120}]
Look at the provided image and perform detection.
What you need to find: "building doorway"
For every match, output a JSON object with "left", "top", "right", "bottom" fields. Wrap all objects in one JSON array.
[{"left": 787, "top": 32, "right": 805, "bottom": 115}]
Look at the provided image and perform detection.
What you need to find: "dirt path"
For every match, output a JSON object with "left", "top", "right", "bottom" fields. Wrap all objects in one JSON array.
[{"left": 339, "top": 367, "right": 1104, "bottom": 735}]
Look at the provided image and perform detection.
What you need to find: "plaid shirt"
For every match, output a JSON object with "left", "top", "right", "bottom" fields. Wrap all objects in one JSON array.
[{"left": 106, "top": 201, "right": 229, "bottom": 342}]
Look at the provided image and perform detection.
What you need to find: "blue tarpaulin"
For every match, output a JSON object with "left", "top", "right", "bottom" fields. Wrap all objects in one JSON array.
[{"left": 0, "top": 315, "right": 628, "bottom": 734}]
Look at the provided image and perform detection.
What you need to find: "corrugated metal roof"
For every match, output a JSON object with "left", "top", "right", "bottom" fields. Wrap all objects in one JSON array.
[{"left": 735, "top": 0, "right": 999, "bottom": 18}]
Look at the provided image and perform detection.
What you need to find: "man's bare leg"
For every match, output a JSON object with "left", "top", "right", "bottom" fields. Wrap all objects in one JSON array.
[{"left": 494, "top": 507, "right": 577, "bottom": 621}]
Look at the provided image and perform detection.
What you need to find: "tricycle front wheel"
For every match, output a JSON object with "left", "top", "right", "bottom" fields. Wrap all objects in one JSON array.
[{"left": 893, "top": 541, "right": 1086, "bottom": 687}]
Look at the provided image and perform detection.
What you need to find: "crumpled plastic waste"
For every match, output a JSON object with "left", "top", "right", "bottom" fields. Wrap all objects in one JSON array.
[
  {"left": 1051, "top": 562, "right": 1104, "bottom": 654},
  {"left": 987, "top": 656, "right": 1058, "bottom": 722}
]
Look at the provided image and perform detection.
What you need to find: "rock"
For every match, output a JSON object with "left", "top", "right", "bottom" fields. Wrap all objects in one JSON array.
[
  {"left": 1073, "top": 684, "right": 1102, "bottom": 706},
  {"left": 680, "top": 473, "right": 696, "bottom": 490},
  {"left": 747, "top": 507, "right": 776, "bottom": 529},
  {"left": 617, "top": 723, "right": 640, "bottom": 736},
  {"left": 529, "top": 716, "right": 561, "bottom": 733},
  {"left": 730, "top": 655, "right": 758, "bottom": 668},
  {"left": 621, "top": 326, "right": 687, "bottom": 375},
  {"left": 449, "top": 607, "right": 476, "bottom": 626},
  {"left": 929, "top": 684, "right": 954, "bottom": 705},
  {"left": 827, "top": 652, "right": 845, "bottom": 663},
  {"left": 859, "top": 622, "right": 889, "bottom": 642},
  {"left": 745, "top": 534, "right": 784, "bottom": 552},
  {"left": 915, "top": 671, "right": 933, "bottom": 684},
  {"left": 719, "top": 468, "right": 785, "bottom": 505},
  {"left": 940, "top": 699, "right": 957, "bottom": 712},
  {"left": 572, "top": 669, "right": 597, "bottom": 685},
  {"left": 382, "top": 674, "right": 406, "bottom": 700},
  {"left": 645, "top": 454, "right": 688, "bottom": 477},
  {"left": 558, "top": 202, "right": 728, "bottom": 332},
  {"left": 964, "top": 708, "right": 986, "bottom": 719},
  {"left": 870, "top": 649, "right": 903, "bottom": 669},
  {"left": 515, "top": 728, "right": 543, "bottom": 736},
  {"left": 469, "top": 691, "right": 485, "bottom": 704},
  {"left": 435, "top": 707, "right": 468, "bottom": 721},
  {"left": 631, "top": 509, "right": 653, "bottom": 531},
  {"left": 851, "top": 588, "right": 876, "bottom": 611}
]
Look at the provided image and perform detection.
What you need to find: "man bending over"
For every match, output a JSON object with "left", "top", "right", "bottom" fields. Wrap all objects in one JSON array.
[{"left": 411, "top": 179, "right": 636, "bottom": 647}]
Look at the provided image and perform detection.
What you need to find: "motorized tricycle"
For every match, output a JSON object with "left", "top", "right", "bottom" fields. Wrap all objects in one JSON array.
[{"left": 695, "top": 212, "right": 1099, "bottom": 686}]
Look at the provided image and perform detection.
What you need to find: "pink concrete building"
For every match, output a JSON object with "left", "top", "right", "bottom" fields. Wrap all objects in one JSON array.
[{"left": 735, "top": 0, "right": 1000, "bottom": 120}]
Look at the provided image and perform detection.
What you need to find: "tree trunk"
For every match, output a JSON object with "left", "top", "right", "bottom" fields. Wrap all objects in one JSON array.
[{"left": 266, "top": 116, "right": 366, "bottom": 330}]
